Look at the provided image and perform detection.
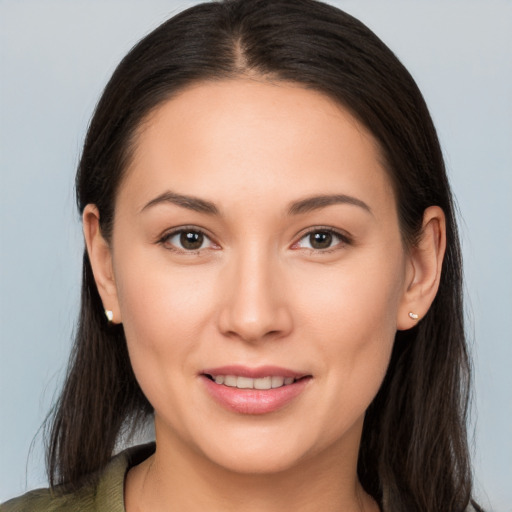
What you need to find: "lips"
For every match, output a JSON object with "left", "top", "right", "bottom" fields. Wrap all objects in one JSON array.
[{"left": 201, "top": 366, "right": 311, "bottom": 414}]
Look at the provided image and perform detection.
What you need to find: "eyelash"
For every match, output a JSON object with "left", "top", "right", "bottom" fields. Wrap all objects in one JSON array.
[
  {"left": 158, "top": 226, "right": 218, "bottom": 254},
  {"left": 292, "top": 227, "right": 352, "bottom": 253},
  {"left": 158, "top": 226, "right": 352, "bottom": 254}
]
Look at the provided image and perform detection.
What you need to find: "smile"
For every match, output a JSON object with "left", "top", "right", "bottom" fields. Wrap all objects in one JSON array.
[
  {"left": 200, "top": 366, "right": 311, "bottom": 414},
  {"left": 206, "top": 375, "right": 296, "bottom": 389}
]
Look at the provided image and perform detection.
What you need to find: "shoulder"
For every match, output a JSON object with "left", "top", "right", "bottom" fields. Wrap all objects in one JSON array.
[
  {"left": 0, "top": 487, "right": 90, "bottom": 512},
  {"left": 1, "top": 443, "right": 155, "bottom": 512}
]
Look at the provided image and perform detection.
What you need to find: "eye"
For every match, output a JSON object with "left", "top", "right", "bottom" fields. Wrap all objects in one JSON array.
[
  {"left": 160, "top": 228, "right": 217, "bottom": 252},
  {"left": 293, "top": 228, "right": 349, "bottom": 251}
]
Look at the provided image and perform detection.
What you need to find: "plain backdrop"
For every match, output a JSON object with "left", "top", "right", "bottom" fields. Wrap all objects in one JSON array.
[{"left": 1, "top": 1, "right": 511, "bottom": 509}]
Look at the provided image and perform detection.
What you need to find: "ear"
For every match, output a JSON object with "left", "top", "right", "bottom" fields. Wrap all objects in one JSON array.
[
  {"left": 83, "top": 204, "right": 122, "bottom": 324},
  {"left": 397, "top": 206, "right": 446, "bottom": 330}
]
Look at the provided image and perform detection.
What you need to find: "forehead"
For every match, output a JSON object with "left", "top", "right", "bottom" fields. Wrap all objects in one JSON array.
[{"left": 121, "top": 79, "right": 394, "bottom": 215}]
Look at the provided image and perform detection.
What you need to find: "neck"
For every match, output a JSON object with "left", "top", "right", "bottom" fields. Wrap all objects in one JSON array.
[{"left": 125, "top": 425, "right": 378, "bottom": 512}]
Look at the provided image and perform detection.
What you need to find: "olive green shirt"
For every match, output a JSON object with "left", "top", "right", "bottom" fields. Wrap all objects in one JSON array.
[{"left": 1, "top": 443, "right": 155, "bottom": 512}]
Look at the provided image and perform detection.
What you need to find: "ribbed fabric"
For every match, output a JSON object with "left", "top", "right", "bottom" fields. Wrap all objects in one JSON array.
[{"left": 1, "top": 443, "right": 155, "bottom": 512}]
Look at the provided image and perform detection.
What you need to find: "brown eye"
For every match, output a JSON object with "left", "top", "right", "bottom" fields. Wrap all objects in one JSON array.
[
  {"left": 293, "top": 228, "right": 349, "bottom": 252},
  {"left": 309, "top": 231, "right": 333, "bottom": 249},
  {"left": 162, "top": 229, "right": 214, "bottom": 252},
  {"left": 180, "top": 231, "right": 204, "bottom": 250}
]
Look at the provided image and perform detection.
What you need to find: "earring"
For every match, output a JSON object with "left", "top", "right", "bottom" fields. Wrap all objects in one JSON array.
[
  {"left": 105, "top": 309, "right": 114, "bottom": 322},
  {"left": 408, "top": 312, "right": 419, "bottom": 320}
]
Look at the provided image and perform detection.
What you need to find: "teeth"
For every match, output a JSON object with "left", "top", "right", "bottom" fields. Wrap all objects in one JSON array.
[
  {"left": 254, "top": 376, "right": 272, "bottom": 390},
  {"left": 224, "top": 375, "right": 237, "bottom": 387},
  {"left": 237, "top": 376, "right": 253, "bottom": 389},
  {"left": 211, "top": 374, "right": 297, "bottom": 389},
  {"left": 271, "top": 376, "right": 284, "bottom": 388}
]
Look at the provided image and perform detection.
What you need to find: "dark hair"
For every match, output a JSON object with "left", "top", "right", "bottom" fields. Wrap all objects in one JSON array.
[{"left": 46, "top": 1, "right": 480, "bottom": 510}]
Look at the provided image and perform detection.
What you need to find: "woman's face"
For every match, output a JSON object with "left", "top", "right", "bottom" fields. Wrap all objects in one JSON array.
[{"left": 104, "top": 79, "right": 413, "bottom": 474}]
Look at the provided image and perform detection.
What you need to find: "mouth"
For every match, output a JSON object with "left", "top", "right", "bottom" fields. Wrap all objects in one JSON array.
[{"left": 200, "top": 366, "right": 311, "bottom": 414}]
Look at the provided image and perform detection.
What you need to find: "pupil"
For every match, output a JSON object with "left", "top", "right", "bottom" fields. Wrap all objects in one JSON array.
[
  {"left": 310, "top": 231, "right": 332, "bottom": 249},
  {"left": 180, "top": 231, "right": 203, "bottom": 250}
]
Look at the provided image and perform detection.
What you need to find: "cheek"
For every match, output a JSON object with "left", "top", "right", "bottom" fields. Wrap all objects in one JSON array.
[
  {"left": 113, "top": 253, "right": 217, "bottom": 388},
  {"left": 117, "top": 251, "right": 212, "bottom": 333},
  {"left": 294, "top": 249, "right": 405, "bottom": 412},
  {"left": 298, "top": 248, "right": 405, "bottom": 338}
]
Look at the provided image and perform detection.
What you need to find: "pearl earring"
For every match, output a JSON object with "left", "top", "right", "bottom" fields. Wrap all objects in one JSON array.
[
  {"left": 105, "top": 310, "right": 114, "bottom": 322},
  {"left": 408, "top": 312, "right": 419, "bottom": 320}
]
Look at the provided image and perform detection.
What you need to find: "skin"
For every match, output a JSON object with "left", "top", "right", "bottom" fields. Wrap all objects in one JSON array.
[{"left": 84, "top": 79, "right": 446, "bottom": 512}]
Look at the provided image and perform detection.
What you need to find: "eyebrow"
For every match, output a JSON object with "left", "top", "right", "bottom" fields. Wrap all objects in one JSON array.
[
  {"left": 141, "top": 191, "right": 219, "bottom": 215},
  {"left": 141, "top": 191, "right": 371, "bottom": 217},
  {"left": 287, "top": 194, "right": 372, "bottom": 216}
]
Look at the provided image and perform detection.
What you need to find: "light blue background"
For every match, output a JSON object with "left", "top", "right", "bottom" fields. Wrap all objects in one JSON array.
[{"left": 1, "top": 1, "right": 511, "bottom": 509}]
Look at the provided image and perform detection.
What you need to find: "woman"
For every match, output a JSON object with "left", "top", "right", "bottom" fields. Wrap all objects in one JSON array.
[{"left": 2, "top": 0, "right": 484, "bottom": 510}]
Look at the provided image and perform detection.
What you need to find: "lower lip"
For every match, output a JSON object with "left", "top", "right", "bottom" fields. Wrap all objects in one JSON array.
[{"left": 201, "top": 376, "right": 311, "bottom": 415}]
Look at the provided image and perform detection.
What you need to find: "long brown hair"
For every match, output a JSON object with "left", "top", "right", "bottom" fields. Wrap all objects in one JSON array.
[{"left": 46, "top": 1, "right": 481, "bottom": 510}]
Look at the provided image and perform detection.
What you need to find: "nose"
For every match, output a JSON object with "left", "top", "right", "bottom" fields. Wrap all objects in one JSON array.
[{"left": 217, "top": 246, "right": 293, "bottom": 344}]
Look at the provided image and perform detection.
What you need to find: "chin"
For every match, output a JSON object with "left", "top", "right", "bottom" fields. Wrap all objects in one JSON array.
[
  {"left": 204, "top": 445, "right": 308, "bottom": 476},
  {"left": 188, "top": 422, "right": 337, "bottom": 476}
]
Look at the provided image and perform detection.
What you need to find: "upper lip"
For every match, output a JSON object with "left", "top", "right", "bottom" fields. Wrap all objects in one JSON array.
[{"left": 201, "top": 365, "right": 309, "bottom": 379}]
